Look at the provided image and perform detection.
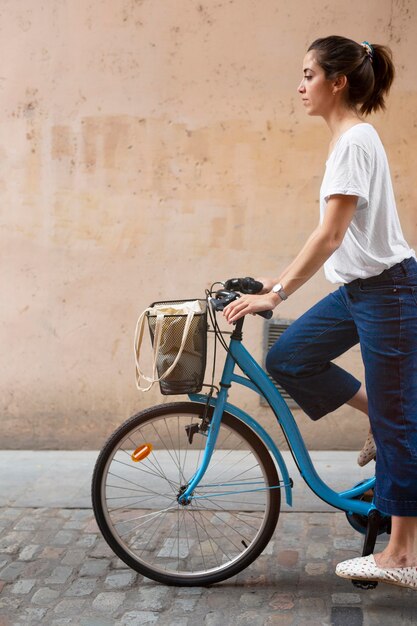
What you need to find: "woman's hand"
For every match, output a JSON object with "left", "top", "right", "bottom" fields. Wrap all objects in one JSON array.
[{"left": 223, "top": 292, "right": 280, "bottom": 324}]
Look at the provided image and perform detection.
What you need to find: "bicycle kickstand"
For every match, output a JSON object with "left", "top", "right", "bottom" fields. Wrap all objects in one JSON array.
[{"left": 351, "top": 509, "right": 383, "bottom": 590}]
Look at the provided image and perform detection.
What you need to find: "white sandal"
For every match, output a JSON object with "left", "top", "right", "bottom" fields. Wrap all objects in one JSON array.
[
  {"left": 357, "top": 430, "right": 376, "bottom": 467},
  {"left": 336, "top": 554, "right": 417, "bottom": 590}
]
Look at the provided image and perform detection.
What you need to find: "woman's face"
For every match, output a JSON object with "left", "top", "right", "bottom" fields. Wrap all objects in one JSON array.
[{"left": 298, "top": 50, "right": 334, "bottom": 117}]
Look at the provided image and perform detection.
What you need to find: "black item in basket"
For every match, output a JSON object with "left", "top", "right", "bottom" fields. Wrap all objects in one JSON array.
[{"left": 147, "top": 299, "right": 207, "bottom": 394}]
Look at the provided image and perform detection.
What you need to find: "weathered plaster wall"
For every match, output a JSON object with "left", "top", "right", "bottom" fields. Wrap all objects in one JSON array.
[{"left": 1, "top": 0, "right": 416, "bottom": 448}]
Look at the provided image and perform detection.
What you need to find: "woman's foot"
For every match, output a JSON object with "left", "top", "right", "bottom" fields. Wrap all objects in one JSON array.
[
  {"left": 335, "top": 554, "right": 417, "bottom": 589},
  {"left": 357, "top": 429, "right": 376, "bottom": 466}
]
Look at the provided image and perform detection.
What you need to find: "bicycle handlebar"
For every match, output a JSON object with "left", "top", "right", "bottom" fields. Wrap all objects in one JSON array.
[{"left": 210, "top": 277, "right": 273, "bottom": 320}]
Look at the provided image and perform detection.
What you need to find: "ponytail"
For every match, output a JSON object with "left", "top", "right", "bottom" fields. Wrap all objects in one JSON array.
[{"left": 360, "top": 44, "right": 395, "bottom": 115}]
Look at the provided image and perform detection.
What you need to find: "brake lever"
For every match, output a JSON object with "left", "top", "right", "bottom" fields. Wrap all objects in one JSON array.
[{"left": 209, "top": 290, "right": 239, "bottom": 312}]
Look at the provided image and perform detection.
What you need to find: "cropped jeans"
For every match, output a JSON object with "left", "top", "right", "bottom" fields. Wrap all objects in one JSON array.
[{"left": 266, "top": 256, "right": 417, "bottom": 516}]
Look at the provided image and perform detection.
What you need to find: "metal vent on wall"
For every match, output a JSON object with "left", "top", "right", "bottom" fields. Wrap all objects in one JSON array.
[{"left": 261, "top": 318, "right": 298, "bottom": 408}]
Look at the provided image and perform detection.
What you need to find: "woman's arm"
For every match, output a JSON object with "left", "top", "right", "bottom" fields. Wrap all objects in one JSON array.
[
  {"left": 276, "top": 194, "right": 358, "bottom": 295},
  {"left": 223, "top": 194, "right": 358, "bottom": 323}
]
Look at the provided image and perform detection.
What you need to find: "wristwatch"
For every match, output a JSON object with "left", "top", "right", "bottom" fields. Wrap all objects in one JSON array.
[{"left": 272, "top": 283, "right": 288, "bottom": 301}]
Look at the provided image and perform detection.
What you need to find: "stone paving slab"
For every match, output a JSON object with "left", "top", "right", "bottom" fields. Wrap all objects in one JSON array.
[{"left": 1, "top": 507, "right": 416, "bottom": 625}]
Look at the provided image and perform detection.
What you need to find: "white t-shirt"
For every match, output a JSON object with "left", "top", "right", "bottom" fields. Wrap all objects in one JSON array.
[{"left": 320, "top": 122, "right": 415, "bottom": 283}]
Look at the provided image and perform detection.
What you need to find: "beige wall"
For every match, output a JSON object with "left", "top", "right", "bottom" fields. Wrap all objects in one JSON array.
[{"left": 1, "top": 0, "right": 417, "bottom": 449}]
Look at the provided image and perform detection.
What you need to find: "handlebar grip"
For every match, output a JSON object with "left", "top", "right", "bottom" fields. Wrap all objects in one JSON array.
[
  {"left": 242, "top": 277, "right": 264, "bottom": 294},
  {"left": 258, "top": 310, "right": 273, "bottom": 320},
  {"left": 223, "top": 277, "right": 264, "bottom": 294}
]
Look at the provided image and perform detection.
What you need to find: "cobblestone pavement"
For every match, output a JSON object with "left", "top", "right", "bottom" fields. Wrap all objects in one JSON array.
[{"left": 1, "top": 507, "right": 416, "bottom": 626}]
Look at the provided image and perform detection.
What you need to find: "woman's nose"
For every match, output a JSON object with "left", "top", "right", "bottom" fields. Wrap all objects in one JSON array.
[{"left": 298, "top": 80, "right": 305, "bottom": 93}]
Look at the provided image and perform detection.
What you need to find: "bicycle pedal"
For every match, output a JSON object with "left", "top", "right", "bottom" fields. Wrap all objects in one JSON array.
[{"left": 351, "top": 578, "right": 378, "bottom": 590}]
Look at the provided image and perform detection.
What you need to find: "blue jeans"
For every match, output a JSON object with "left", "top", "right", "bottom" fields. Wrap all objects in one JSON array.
[{"left": 266, "top": 256, "right": 417, "bottom": 516}]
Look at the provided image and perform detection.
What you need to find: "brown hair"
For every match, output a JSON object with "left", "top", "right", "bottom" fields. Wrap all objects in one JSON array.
[{"left": 307, "top": 36, "right": 395, "bottom": 115}]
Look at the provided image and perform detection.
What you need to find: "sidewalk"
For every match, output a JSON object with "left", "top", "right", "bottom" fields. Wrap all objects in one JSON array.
[{"left": 0, "top": 451, "right": 416, "bottom": 625}]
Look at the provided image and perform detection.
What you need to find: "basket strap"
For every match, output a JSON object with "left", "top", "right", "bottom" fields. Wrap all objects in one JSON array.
[
  {"left": 134, "top": 308, "right": 196, "bottom": 392},
  {"left": 134, "top": 308, "right": 154, "bottom": 391}
]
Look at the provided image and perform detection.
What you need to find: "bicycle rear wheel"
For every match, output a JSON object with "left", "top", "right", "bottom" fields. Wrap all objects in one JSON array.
[{"left": 92, "top": 402, "right": 281, "bottom": 586}]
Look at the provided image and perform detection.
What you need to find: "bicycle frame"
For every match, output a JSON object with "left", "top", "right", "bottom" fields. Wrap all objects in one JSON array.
[{"left": 181, "top": 319, "right": 377, "bottom": 518}]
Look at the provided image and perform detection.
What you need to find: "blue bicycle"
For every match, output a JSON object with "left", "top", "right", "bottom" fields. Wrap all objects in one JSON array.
[{"left": 92, "top": 278, "right": 390, "bottom": 587}]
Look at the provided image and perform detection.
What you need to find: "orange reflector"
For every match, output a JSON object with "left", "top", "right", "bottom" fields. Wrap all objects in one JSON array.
[{"left": 131, "top": 443, "right": 153, "bottom": 462}]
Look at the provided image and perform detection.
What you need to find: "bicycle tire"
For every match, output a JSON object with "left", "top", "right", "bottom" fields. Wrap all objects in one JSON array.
[{"left": 92, "top": 401, "right": 281, "bottom": 586}]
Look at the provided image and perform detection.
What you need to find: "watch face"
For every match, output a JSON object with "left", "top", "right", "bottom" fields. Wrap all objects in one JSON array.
[{"left": 273, "top": 283, "right": 287, "bottom": 299}]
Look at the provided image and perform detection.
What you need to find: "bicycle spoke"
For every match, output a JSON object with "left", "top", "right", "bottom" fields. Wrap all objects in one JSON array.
[
  {"left": 190, "top": 505, "right": 240, "bottom": 560},
  {"left": 205, "top": 452, "right": 259, "bottom": 486},
  {"left": 116, "top": 505, "right": 180, "bottom": 537},
  {"left": 111, "top": 458, "right": 173, "bottom": 485},
  {"left": 106, "top": 471, "right": 170, "bottom": 501}
]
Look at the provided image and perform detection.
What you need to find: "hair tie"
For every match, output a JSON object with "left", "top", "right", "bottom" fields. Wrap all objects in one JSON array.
[{"left": 361, "top": 41, "right": 374, "bottom": 62}]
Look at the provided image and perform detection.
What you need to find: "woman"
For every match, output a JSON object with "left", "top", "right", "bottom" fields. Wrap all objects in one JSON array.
[{"left": 223, "top": 36, "right": 417, "bottom": 589}]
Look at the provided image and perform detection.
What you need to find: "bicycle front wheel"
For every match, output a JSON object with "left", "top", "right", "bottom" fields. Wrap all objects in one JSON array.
[{"left": 92, "top": 402, "right": 281, "bottom": 586}]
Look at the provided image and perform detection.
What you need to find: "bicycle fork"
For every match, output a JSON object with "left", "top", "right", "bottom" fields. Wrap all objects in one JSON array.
[{"left": 177, "top": 353, "right": 235, "bottom": 505}]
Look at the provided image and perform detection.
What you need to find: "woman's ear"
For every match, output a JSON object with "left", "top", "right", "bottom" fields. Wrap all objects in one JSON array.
[{"left": 332, "top": 74, "right": 348, "bottom": 95}]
